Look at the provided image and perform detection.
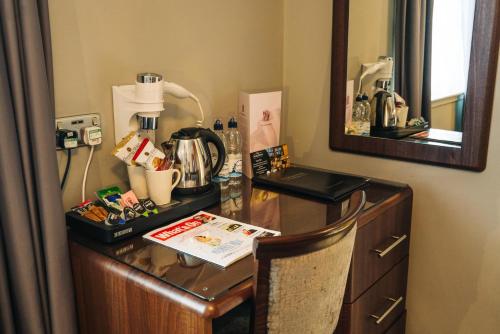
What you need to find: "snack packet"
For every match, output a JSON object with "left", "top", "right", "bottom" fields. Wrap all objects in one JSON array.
[
  {"left": 96, "top": 186, "right": 124, "bottom": 212},
  {"left": 112, "top": 132, "right": 143, "bottom": 166},
  {"left": 106, "top": 212, "right": 125, "bottom": 226},
  {"left": 140, "top": 198, "right": 159, "bottom": 215},
  {"left": 132, "top": 138, "right": 165, "bottom": 171},
  {"left": 71, "top": 200, "right": 108, "bottom": 223},
  {"left": 120, "top": 190, "right": 149, "bottom": 217}
]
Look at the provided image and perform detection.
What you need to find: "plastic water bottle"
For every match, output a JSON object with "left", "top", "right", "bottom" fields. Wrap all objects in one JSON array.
[
  {"left": 351, "top": 95, "right": 367, "bottom": 136},
  {"left": 361, "top": 93, "right": 371, "bottom": 136},
  {"left": 212, "top": 119, "right": 230, "bottom": 201},
  {"left": 227, "top": 117, "right": 242, "bottom": 198}
]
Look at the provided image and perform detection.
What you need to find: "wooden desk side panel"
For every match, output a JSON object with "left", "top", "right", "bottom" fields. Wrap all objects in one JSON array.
[{"left": 70, "top": 242, "right": 212, "bottom": 334}]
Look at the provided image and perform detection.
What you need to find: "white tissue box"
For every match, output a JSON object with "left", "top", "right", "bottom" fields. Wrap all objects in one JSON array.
[{"left": 238, "top": 91, "right": 282, "bottom": 177}]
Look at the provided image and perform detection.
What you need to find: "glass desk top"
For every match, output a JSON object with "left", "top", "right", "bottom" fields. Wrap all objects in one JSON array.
[{"left": 69, "top": 177, "right": 405, "bottom": 301}]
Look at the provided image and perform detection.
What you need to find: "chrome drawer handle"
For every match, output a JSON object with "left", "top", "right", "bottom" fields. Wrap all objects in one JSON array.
[
  {"left": 373, "top": 234, "right": 407, "bottom": 258},
  {"left": 370, "top": 296, "right": 403, "bottom": 325}
]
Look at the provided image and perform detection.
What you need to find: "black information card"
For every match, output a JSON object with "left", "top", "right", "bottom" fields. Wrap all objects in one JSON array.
[{"left": 250, "top": 144, "right": 290, "bottom": 176}]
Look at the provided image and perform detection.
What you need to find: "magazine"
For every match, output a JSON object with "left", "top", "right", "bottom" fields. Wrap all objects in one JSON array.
[{"left": 143, "top": 211, "right": 280, "bottom": 267}]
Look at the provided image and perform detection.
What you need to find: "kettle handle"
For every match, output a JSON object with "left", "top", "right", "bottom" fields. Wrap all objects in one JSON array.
[{"left": 200, "top": 128, "right": 226, "bottom": 176}]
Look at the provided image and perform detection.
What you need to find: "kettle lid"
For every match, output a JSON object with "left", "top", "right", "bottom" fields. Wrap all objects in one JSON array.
[{"left": 171, "top": 127, "right": 204, "bottom": 140}]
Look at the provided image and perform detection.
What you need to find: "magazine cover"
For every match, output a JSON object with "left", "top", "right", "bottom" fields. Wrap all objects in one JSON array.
[{"left": 143, "top": 211, "right": 280, "bottom": 267}]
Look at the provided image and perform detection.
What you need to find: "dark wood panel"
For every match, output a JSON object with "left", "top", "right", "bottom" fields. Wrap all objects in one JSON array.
[
  {"left": 345, "top": 194, "right": 412, "bottom": 302},
  {"left": 70, "top": 241, "right": 254, "bottom": 334},
  {"left": 330, "top": 0, "right": 500, "bottom": 171},
  {"left": 385, "top": 311, "right": 406, "bottom": 334},
  {"left": 336, "top": 258, "right": 409, "bottom": 334}
]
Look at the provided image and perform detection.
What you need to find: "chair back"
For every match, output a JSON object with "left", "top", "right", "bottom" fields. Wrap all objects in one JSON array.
[{"left": 252, "top": 190, "right": 366, "bottom": 334}]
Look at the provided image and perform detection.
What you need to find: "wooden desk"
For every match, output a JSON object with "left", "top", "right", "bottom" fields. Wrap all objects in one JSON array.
[{"left": 69, "top": 178, "right": 412, "bottom": 334}]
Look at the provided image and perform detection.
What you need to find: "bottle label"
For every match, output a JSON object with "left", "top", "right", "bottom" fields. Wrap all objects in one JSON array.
[{"left": 228, "top": 153, "right": 242, "bottom": 176}]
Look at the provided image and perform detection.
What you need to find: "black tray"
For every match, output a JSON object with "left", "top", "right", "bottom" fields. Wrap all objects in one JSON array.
[
  {"left": 66, "top": 185, "right": 221, "bottom": 243},
  {"left": 370, "top": 124, "right": 429, "bottom": 139}
]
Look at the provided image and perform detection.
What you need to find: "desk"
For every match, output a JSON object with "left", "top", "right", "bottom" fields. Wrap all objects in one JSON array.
[{"left": 69, "top": 177, "right": 412, "bottom": 334}]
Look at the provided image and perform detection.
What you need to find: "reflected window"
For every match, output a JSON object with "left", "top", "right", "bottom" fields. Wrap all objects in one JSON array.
[{"left": 431, "top": 0, "right": 476, "bottom": 101}]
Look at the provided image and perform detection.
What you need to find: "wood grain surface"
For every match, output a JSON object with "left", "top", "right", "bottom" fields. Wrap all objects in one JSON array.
[{"left": 69, "top": 183, "right": 413, "bottom": 334}]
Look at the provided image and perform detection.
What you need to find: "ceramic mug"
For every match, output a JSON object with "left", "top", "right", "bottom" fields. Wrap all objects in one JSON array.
[
  {"left": 396, "top": 106, "right": 409, "bottom": 128},
  {"left": 145, "top": 168, "right": 181, "bottom": 205},
  {"left": 127, "top": 165, "right": 148, "bottom": 199}
]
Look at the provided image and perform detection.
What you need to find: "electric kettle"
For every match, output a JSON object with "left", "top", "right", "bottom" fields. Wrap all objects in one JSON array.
[
  {"left": 371, "top": 80, "right": 397, "bottom": 130},
  {"left": 168, "top": 127, "right": 226, "bottom": 194}
]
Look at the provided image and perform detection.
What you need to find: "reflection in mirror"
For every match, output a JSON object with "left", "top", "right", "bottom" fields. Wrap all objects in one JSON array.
[{"left": 346, "top": 0, "right": 476, "bottom": 146}]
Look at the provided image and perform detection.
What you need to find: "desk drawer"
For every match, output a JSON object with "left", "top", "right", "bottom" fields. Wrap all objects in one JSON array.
[
  {"left": 346, "top": 197, "right": 411, "bottom": 302},
  {"left": 385, "top": 310, "right": 406, "bottom": 334},
  {"left": 336, "top": 258, "right": 408, "bottom": 334}
]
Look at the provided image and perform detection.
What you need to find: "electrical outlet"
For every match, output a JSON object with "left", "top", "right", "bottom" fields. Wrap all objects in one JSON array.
[{"left": 55, "top": 113, "right": 101, "bottom": 148}]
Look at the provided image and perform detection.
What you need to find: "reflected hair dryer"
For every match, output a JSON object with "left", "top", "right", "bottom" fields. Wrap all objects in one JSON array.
[{"left": 358, "top": 56, "right": 394, "bottom": 96}]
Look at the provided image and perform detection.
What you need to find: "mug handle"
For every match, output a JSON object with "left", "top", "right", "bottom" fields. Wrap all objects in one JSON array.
[{"left": 172, "top": 169, "right": 181, "bottom": 189}]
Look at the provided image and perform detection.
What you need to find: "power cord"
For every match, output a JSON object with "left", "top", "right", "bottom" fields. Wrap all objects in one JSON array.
[
  {"left": 61, "top": 149, "right": 72, "bottom": 189},
  {"left": 81, "top": 126, "right": 102, "bottom": 202},
  {"left": 193, "top": 96, "right": 205, "bottom": 127},
  {"left": 81, "top": 145, "right": 95, "bottom": 202}
]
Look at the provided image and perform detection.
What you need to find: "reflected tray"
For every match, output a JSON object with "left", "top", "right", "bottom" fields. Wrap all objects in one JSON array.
[
  {"left": 66, "top": 185, "right": 221, "bottom": 243},
  {"left": 370, "top": 124, "right": 429, "bottom": 139}
]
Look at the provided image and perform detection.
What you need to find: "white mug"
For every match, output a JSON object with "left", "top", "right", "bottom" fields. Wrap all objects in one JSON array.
[
  {"left": 127, "top": 165, "right": 148, "bottom": 199},
  {"left": 396, "top": 106, "right": 409, "bottom": 128},
  {"left": 145, "top": 168, "right": 181, "bottom": 205}
]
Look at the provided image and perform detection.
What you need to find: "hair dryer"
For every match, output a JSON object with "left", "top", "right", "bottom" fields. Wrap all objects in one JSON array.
[{"left": 358, "top": 56, "right": 394, "bottom": 96}]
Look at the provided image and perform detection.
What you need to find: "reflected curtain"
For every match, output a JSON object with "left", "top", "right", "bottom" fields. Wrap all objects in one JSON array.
[
  {"left": 0, "top": 0, "right": 77, "bottom": 333},
  {"left": 394, "top": 0, "right": 434, "bottom": 124}
]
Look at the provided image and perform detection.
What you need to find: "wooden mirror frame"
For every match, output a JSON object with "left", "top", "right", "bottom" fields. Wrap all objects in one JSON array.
[{"left": 330, "top": 0, "right": 500, "bottom": 171}]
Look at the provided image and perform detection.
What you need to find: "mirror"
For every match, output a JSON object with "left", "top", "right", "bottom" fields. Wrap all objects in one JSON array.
[
  {"left": 346, "top": 0, "right": 476, "bottom": 144},
  {"left": 330, "top": 0, "right": 499, "bottom": 171}
]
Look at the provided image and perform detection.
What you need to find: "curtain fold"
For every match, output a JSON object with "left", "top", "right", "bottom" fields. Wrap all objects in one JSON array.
[
  {"left": 394, "top": 0, "right": 434, "bottom": 123},
  {"left": 0, "top": 0, "right": 77, "bottom": 333}
]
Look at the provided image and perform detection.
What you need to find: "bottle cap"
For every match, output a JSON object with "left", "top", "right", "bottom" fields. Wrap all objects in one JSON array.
[
  {"left": 228, "top": 117, "right": 238, "bottom": 129},
  {"left": 355, "top": 95, "right": 363, "bottom": 102},
  {"left": 213, "top": 119, "right": 223, "bottom": 130},
  {"left": 362, "top": 93, "right": 369, "bottom": 101}
]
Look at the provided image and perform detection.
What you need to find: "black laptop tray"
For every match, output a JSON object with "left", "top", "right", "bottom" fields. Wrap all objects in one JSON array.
[
  {"left": 252, "top": 166, "right": 369, "bottom": 202},
  {"left": 66, "top": 185, "right": 220, "bottom": 243}
]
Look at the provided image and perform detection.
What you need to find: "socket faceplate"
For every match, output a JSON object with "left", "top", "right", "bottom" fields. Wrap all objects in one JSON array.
[{"left": 55, "top": 113, "right": 101, "bottom": 148}]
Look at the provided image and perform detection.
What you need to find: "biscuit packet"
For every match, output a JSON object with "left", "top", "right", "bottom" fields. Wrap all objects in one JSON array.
[
  {"left": 132, "top": 138, "right": 165, "bottom": 171},
  {"left": 111, "top": 131, "right": 143, "bottom": 166},
  {"left": 71, "top": 200, "right": 108, "bottom": 223}
]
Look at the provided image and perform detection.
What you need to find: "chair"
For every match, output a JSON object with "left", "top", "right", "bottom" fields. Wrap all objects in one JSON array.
[{"left": 214, "top": 190, "right": 366, "bottom": 334}]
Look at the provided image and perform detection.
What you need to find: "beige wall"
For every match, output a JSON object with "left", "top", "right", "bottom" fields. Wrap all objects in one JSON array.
[
  {"left": 49, "top": 0, "right": 283, "bottom": 209},
  {"left": 347, "top": 0, "right": 393, "bottom": 87},
  {"left": 284, "top": 0, "right": 500, "bottom": 333}
]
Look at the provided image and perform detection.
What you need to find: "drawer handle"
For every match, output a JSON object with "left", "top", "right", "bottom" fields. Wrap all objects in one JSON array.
[
  {"left": 373, "top": 235, "right": 407, "bottom": 258},
  {"left": 370, "top": 296, "right": 404, "bottom": 325}
]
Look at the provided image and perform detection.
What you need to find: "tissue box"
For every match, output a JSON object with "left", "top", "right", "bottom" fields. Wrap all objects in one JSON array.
[{"left": 239, "top": 91, "right": 282, "bottom": 177}]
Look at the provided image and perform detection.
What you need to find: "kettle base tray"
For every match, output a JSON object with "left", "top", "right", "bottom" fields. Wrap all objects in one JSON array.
[{"left": 66, "top": 185, "right": 221, "bottom": 243}]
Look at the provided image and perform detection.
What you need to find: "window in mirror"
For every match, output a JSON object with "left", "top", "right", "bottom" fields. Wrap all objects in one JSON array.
[
  {"left": 345, "top": 0, "right": 477, "bottom": 145},
  {"left": 431, "top": 0, "right": 475, "bottom": 132}
]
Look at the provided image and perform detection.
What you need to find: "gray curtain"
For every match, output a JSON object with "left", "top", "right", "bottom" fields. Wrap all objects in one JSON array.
[
  {"left": 394, "top": 0, "right": 433, "bottom": 123},
  {"left": 0, "top": 0, "right": 77, "bottom": 333}
]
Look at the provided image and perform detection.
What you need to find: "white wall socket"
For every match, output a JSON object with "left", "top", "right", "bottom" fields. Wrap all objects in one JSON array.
[{"left": 55, "top": 113, "right": 101, "bottom": 147}]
